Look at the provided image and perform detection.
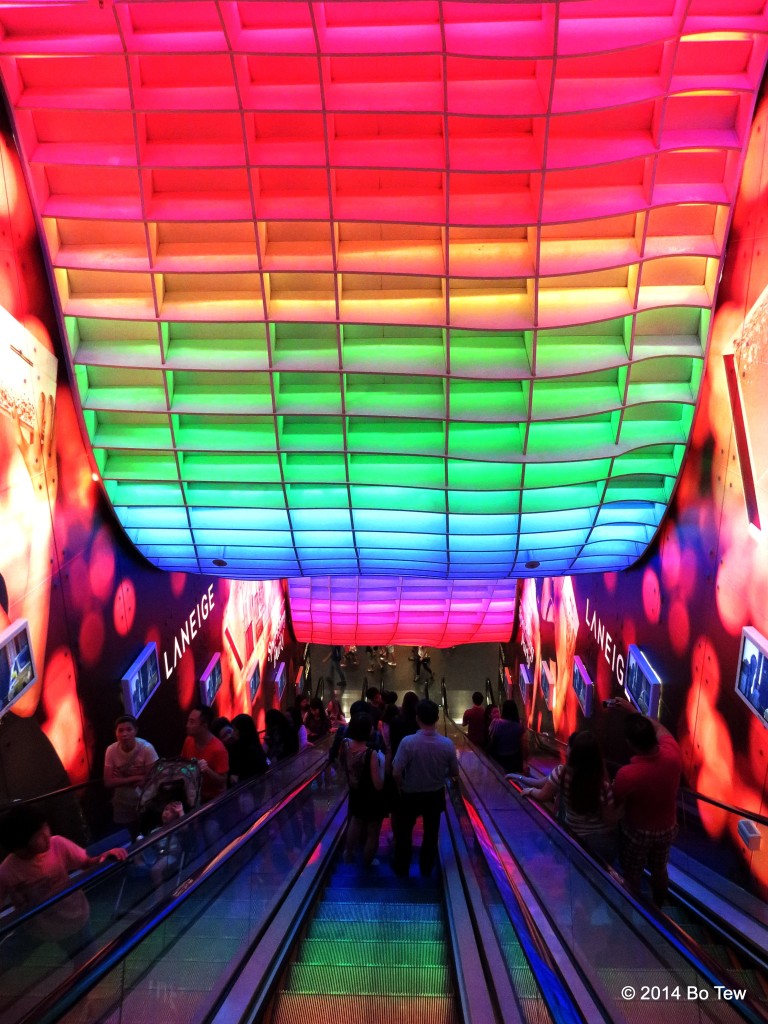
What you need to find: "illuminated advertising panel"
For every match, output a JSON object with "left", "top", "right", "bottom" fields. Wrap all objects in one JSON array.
[
  {"left": 0, "top": 620, "right": 37, "bottom": 723},
  {"left": 572, "top": 656, "right": 594, "bottom": 717},
  {"left": 200, "top": 652, "right": 222, "bottom": 706},
  {"left": 735, "top": 627, "right": 768, "bottom": 728},
  {"left": 120, "top": 642, "right": 161, "bottom": 718},
  {"left": 625, "top": 644, "right": 661, "bottom": 719}
]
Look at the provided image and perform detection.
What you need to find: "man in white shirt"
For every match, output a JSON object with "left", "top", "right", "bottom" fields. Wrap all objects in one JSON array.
[
  {"left": 391, "top": 699, "right": 459, "bottom": 877},
  {"left": 103, "top": 715, "right": 158, "bottom": 839}
]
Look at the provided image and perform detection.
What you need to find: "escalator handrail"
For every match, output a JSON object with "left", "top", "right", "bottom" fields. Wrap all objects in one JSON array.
[
  {"left": 495, "top": 770, "right": 768, "bottom": 1024},
  {"left": 440, "top": 800, "right": 511, "bottom": 1024},
  {"left": 208, "top": 801, "right": 348, "bottom": 1024},
  {"left": 445, "top": 791, "right": 590, "bottom": 1024},
  {"left": 18, "top": 762, "right": 336, "bottom": 1024},
  {"left": 0, "top": 742, "right": 330, "bottom": 939},
  {"left": 449, "top": 714, "right": 768, "bottom": 1024}
]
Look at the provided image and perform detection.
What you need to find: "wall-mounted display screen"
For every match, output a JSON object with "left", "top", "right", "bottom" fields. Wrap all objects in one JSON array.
[
  {"left": 0, "top": 620, "right": 37, "bottom": 722},
  {"left": 625, "top": 644, "right": 661, "bottom": 718},
  {"left": 540, "top": 661, "right": 554, "bottom": 710},
  {"left": 249, "top": 663, "right": 261, "bottom": 702},
  {"left": 200, "top": 653, "right": 222, "bottom": 706},
  {"left": 736, "top": 626, "right": 768, "bottom": 728},
  {"left": 518, "top": 663, "right": 533, "bottom": 703},
  {"left": 120, "top": 642, "right": 160, "bottom": 718},
  {"left": 274, "top": 662, "right": 286, "bottom": 700},
  {"left": 572, "top": 656, "right": 594, "bottom": 717},
  {"left": 504, "top": 666, "right": 513, "bottom": 699}
]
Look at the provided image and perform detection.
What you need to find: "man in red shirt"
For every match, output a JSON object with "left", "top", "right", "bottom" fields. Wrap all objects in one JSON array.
[
  {"left": 611, "top": 699, "right": 682, "bottom": 904},
  {"left": 181, "top": 705, "right": 229, "bottom": 804},
  {"left": 462, "top": 691, "right": 487, "bottom": 747}
]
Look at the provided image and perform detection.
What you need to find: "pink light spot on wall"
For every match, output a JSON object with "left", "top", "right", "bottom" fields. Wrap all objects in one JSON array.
[
  {"left": 668, "top": 599, "right": 690, "bottom": 656},
  {"left": 176, "top": 652, "right": 195, "bottom": 710},
  {"left": 602, "top": 572, "right": 618, "bottom": 593},
  {"left": 170, "top": 572, "right": 186, "bottom": 598},
  {"left": 691, "top": 634, "right": 721, "bottom": 694},
  {"left": 641, "top": 568, "right": 661, "bottom": 624},
  {"left": 78, "top": 609, "right": 105, "bottom": 665},
  {"left": 40, "top": 646, "right": 88, "bottom": 783},
  {"left": 114, "top": 578, "right": 136, "bottom": 636},
  {"left": 661, "top": 526, "right": 681, "bottom": 590},
  {"left": 66, "top": 558, "right": 90, "bottom": 613},
  {"left": 677, "top": 547, "right": 699, "bottom": 602},
  {"left": 89, "top": 527, "right": 116, "bottom": 601}
]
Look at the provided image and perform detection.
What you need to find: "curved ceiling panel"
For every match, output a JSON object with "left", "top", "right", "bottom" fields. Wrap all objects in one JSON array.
[{"left": 0, "top": 1, "right": 766, "bottom": 580}]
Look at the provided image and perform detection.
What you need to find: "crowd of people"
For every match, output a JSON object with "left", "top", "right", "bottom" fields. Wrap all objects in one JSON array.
[
  {"left": 0, "top": 674, "right": 684, "bottom": 969},
  {"left": 463, "top": 691, "right": 682, "bottom": 905},
  {"left": 330, "top": 689, "right": 458, "bottom": 877}
]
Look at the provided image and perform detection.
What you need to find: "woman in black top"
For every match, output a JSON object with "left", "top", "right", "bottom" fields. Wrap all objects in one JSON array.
[
  {"left": 229, "top": 714, "right": 268, "bottom": 783},
  {"left": 264, "top": 709, "right": 299, "bottom": 762}
]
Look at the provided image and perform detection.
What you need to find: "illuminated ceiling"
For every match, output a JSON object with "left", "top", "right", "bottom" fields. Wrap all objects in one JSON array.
[{"left": 0, "top": 2, "right": 766, "bottom": 595}]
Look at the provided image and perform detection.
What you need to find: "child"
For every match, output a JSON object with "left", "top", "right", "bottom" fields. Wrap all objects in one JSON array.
[{"left": 0, "top": 804, "right": 126, "bottom": 956}]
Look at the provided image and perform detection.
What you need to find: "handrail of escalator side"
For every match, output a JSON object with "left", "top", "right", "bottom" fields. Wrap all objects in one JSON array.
[
  {"left": 19, "top": 762, "right": 340, "bottom": 1024},
  {"left": 483, "top": 762, "right": 768, "bottom": 1024},
  {"left": 444, "top": 791, "right": 591, "bottom": 1024},
  {"left": 0, "top": 741, "right": 330, "bottom": 939},
  {"left": 208, "top": 802, "right": 349, "bottom": 1024}
]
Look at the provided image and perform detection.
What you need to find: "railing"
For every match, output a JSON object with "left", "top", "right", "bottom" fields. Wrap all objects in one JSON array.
[
  {"left": 0, "top": 778, "right": 115, "bottom": 851},
  {"left": 0, "top": 744, "right": 334, "bottom": 1024},
  {"left": 451, "top": 719, "right": 768, "bottom": 1024}
]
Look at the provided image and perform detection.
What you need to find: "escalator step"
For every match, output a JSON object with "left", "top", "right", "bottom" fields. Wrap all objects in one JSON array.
[
  {"left": 308, "top": 920, "right": 445, "bottom": 944},
  {"left": 325, "top": 886, "right": 441, "bottom": 905},
  {"left": 495, "top": 939, "right": 533, "bottom": 971},
  {"left": 283, "top": 964, "right": 453, "bottom": 997},
  {"left": 700, "top": 944, "right": 735, "bottom": 967},
  {"left": 269, "top": 992, "right": 459, "bottom": 1024},
  {"left": 719, "top": 968, "right": 768, "bottom": 994},
  {"left": 313, "top": 902, "right": 442, "bottom": 923},
  {"left": 507, "top": 965, "right": 547, "bottom": 1000},
  {"left": 518, "top": 997, "right": 559, "bottom": 1024},
  {"left": 297, "top": 938, "right": 448, "bottom": 968}
]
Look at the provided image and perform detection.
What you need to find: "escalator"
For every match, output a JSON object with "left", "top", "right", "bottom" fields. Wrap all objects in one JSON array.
[
  {"left": 478, "top": 714, "right": 768, "bottom": 1015},
  {"left": 449, "top": 717, "right": 768, "bottom": 1024},
  {"left": 0, "top": 742, "right": 333, "bottom": 1024},
  {"left": 263, "top": 824, "right": 460, "bottom": 1024},
  {"left": 11, "top": 712, "right": 766, "bottom": 1024}
]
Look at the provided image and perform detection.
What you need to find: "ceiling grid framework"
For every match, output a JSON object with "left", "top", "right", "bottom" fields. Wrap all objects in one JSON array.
[{"left": 0, "top": 0, "right": 767, "bottom": 640}]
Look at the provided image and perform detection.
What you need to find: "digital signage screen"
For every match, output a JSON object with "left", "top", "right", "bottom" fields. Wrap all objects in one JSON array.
[
  {"left": 625, "top": 644, "right": 661, "bottom": 719},
  {"left": 120, "top": 642, "right": 161, "bottom": 718},
  {"left": 200, "top": 653, "right": 222, "bottom": 706},
  {"left": 274, "top": 662, "right": 286, "bottom": 700},
  {"left": 518, "top": 663, "right": 533, "bottom": 703},
  {"left": 572, "top": 656, "right": 594, "bottom": 717},
  {"left": 540, "top": 661, "right": 554, "bottom": 710},
  {"left": 735, "top": 626, "right": 768, "bottom": 728},
  {"left": 0, "top": 620, "right": 37, "bottom": 723},
  {"left": 249, "top": 663, "right": 261, "bottom": 702}
]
